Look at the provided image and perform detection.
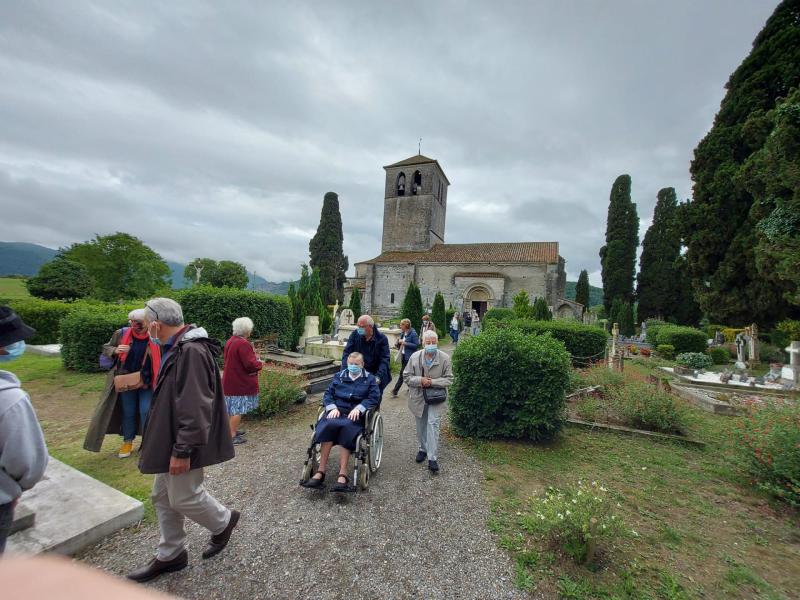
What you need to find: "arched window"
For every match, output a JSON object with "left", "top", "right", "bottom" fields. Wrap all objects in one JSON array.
[
  {"left": 396, "top": 172, "right": 406, "bottom": 196},
  {"left": 412, "top": 170, "right": 422, "bottom": 195},
  {"left": 390, "top": 293, "right": 395, "bottom": 304}
]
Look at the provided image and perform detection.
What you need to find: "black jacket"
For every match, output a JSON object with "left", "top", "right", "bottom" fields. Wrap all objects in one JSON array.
[{"left": 341, "top": 328, "right": 391, "bottom": 389}]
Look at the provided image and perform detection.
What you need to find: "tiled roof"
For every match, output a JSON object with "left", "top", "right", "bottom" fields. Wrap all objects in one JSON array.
[
  {"left": 384, "top": 154, "right": 437, "bottom": 168},
  {"left": 360, "top": 242, "right": 559, "bottom": 265}
]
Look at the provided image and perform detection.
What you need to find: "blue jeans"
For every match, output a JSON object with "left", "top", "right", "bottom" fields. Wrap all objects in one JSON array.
[
  {"left": 450, "top": 328, "right": 459, "bottom": 343},
  {"left": 120, "top": 387, "right": 153, "bottom": 441}
]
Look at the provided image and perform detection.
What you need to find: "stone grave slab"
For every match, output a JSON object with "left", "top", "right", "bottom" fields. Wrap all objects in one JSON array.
[
  {"left": 6, "top": 457, "right": 143, "bottom": 556},
  {"left": 25, "top": 344, "right": 62, "bottom": 357},
  {"left": 10, "top": 503, "right": 35, "bottom": 535}
]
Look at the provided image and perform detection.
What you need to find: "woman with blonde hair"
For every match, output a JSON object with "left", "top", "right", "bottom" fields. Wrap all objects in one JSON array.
[{"left": 222, "top": 317, "right": 263, "bottom": 445}]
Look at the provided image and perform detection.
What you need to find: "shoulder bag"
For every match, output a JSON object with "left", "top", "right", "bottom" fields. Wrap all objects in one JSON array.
[
  {"left": 419, "top": 352, "right": 447, "bottom": 405},
  {"left": 114, "top": 344, "right": 150, "bottom": 393}
]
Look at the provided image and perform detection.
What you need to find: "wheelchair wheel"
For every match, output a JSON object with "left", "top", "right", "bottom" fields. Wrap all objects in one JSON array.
[
  {"left": 369, "top": 412, "right": 384, "bottom": 473},
  {"left": 357, "top": 459, "right": 370, "bottom": 491},
  {"left": 301, "top": 443, "right": 320, "bottom": 483}
]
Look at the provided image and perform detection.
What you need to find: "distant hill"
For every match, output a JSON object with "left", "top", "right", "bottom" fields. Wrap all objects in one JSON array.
[
  {"left": 0, "top": 241, "right": 291, "bottom": 295},
  {"left": 564, "top": 280, "right": 603, "bottom": 307}
]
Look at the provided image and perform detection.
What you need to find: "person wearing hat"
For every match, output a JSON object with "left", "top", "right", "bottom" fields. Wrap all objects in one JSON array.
[
  {"left": 0, "top": 306, "right": 48, "bottom": 553},
  {"left": 83, "top": 309, "right": 161, "bottom": 459}
]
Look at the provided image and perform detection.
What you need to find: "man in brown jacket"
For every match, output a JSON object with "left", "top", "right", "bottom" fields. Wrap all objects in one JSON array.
[{"left": 127, "top": 298, "right": 238, "bottom": 583}]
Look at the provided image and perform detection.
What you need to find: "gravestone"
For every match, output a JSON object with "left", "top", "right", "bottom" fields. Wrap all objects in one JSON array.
[
  {"left": 340, "top": 309, "right": 355, "bottom": 326},
  {"left": 734, "top": 331, "right": 749, "bottom": 370},
  {"left": 746, "top": 324, "right": 759, "bottom": 367},
  {"left": 299, "top": 315, "right": 319, "bottom": 349},
  {"left": 781, "top": 341, "right": 800, "bottom": 388}
]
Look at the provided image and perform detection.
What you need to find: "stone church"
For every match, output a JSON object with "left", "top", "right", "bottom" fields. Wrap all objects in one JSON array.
[{"left": 344, "top": 154, "right": 582, "bottom": 320}]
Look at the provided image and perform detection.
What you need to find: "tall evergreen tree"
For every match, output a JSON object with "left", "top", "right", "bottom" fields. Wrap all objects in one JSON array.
[
  {"left": 532, "top": 296, "right": 552, "bottom": 321},
  {"left": 600, "top": 175, "right": 639, "bottom": 312},
  {"left": 309, "top": 191, "right": 349, "bottom": 305},
  {"left": 618, "top": 301, "right": 635, "bottom": 337},
  {"left": 431, "top": 292, "right": 447, "bottom": 335},
  {"left": 348, "top": 287, "right": 362, "bottom": 317},
  {"left": 684, "top": 0, "right": 800, "bottom": 326},
  {"left": 636, "top": 188, "right": 682, "bottom": 322},
  {"left": 512, "top": 290, "right": 534, "bottom": 319},
  {"left": 400, "top": 281, "right": 424, "bottom": 331},
  {"left": 574, "top": 270, "right": 590, "bottom": 313}
]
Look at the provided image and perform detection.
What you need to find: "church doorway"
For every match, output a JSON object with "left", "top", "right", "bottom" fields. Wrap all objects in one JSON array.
[
  {"left": 471, "top": 300, "right": 488, "bottom": 318},
  {"left": 464, "top": 285, "right": 492, "bottom": 319}
]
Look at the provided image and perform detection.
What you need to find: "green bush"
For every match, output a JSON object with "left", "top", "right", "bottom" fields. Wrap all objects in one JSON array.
[
  {"left": 574, "top": 364, "right": 625, "bottom": 389},
  {"left": 608, "top": 382, "right": 688, "bottom": 434},
  {"left": 644, "top": 318, "right": 667, "bottom": 345},
  {"left": 450, "top": 327, "right": 571, "bottom": 440},
  {"left": 676, "top": 352, "right": 713, "bottom": 369},
  {"left": 706, "top": 346, "right": 730, "bottom": 365},
  {"left": 704, "top": 323, "right": 728, "bottom": 339},
  {"left": 655, "top": 325, "right": 707, "bottom": 354},
  {"left": 773, "top": 319, "right": 800, "bottom": 348},
  {"left": 487, "top": 319, "right": 609, "bottom": 366},
  {"left": 60, "top": 306, "right": 130, "bottom": 372},
  {"left": 760, "top": 343, "right": 787, "bottom": 364},
  {"left": 482, "top": 307, "right": 515, "bottom": 323},
  {"left": 656, "top": 344, "right": 675, "bottom": 360},
  {"left": 739, "top": 401, "right": 800, "bottom": 507},
  {"left": 7, "top": 299, "right": 73, "bottom": 344},
  {"left": 180, "top": 287, "right": 292, "bottom": 348},
  {"left": 256, "top": 365, "right": 304, "bottom": 418}
]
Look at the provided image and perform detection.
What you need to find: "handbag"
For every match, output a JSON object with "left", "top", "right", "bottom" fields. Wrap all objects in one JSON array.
[
  {"left": 114, "top": 344, "right": 150, "bottom": 393},
  {"left": 419, "top": 353, "right": 447, "bottom": 405}
]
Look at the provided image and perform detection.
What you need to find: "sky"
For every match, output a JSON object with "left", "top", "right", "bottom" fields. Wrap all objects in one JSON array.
[{"left": 0, "top": 1, "right": 780, "bottom": 286}]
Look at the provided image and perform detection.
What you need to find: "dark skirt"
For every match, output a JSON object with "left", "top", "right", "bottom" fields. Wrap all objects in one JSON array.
[{"left": 314, "top": 416, "right": 365, "bottom": 451}]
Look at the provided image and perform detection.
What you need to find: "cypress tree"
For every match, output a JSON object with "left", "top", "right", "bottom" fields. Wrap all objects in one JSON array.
[
  {"left": 600, "top": 175, "right": 639, "bottom": 312},
  {"left": 619, "top": 301, "right": 635, "bottom": 337},
  {"left": 574, "top": 270, "right": 590, "bottom": 313},
  {"left": 400, "top": 281, "right": 424, "bottom": 331},
  {"left": 684, "top": 0, "right": 800, "bottom": 326},
  {"left": 309, "top": 191, "right": 349, "bottom": 305},
  {"left": 532, "top": 296, "right": 552, "bottom": 321},
  {"left": 432, "top": 292, "right": 447, "bottom": 336},
  {"left": 348, "top": 287, "right": 362, "bottom": 317}
]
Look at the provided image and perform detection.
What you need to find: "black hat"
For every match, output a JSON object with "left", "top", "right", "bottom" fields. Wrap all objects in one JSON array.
[{"left": 0, "top": 306, "right": 36, "bottom": 347}]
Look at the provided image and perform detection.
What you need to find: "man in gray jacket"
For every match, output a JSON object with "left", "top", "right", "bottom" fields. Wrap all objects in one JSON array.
[{"left": 0, "top": 306, "right": 48, "bottom": 553}]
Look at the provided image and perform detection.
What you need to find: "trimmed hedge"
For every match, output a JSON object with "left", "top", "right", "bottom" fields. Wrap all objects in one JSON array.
[
  {"left": 7, "top": 299, "right": 73, "bottom": 344},
  {"left": 482, "top": 307, "right": 516, "bottom": 323},
  {"left": 450, "top": 327, "right": 571, "bottom": 440},
  {"left": 656, "top": 344, "right": 675, "bottom": 360},
  {"left": 180, "top": 287, "right": 292, "bottom": 348},
  {"left": 60, "top": 306, "right": 130, "bottom": 372},
  {"left": 487, "top": 318, "right": 609, "bottom": 364},
  {"left": 655, "top": 325, "right": 707, "bottom": 354},
  {"left": 644, "top": 319, "right": 667, "bottom": 345},
  {"left": 706, "top": 346, "right": 730, "bottom": 365}
]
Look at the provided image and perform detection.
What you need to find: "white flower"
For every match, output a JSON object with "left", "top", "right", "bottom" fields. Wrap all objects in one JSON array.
[
  {"left": 616, "top": 503, "right": 621, "bottom": 508},
  {"left": 565, "top": 510, "right": 571, "bottom": 516},
  {"left": 611, "top": 515, "right": 616, "bottom": 520},
  {"left": 558, "top": 513, "right": 564, "bottom": 520},
  {"left": 577, "top": 490, "right": 582, "bottom": 496},
  {"left": 572, "top": 498, "right": 577, "bottom": 504},
  {"left": 602, "top": 524, "right": 607, "bottom": 530},
  {"left": 592, "top": 481, "right": 597, "bottom": 486},
  {"left": 641, "top": 467, "right": 647, "bottom": 471},
  {"left": 631, "top": 530, "right": 639, "bottom": 537},
  {"left": 600, "top": 486, "right": 607, "bottom": 492}
]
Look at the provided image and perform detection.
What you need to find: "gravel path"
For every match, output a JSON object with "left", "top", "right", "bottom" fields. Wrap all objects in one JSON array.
[{"left": 79, "top": 375, "right": 524, "bottom": 600}]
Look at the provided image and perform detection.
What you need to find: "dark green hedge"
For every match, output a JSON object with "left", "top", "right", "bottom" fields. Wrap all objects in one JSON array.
[
  {"left": 180, "top": 287, "right": 292, "bottom": 348},
  {"left": 60, "top": 307, "right": 130, "bottom": 372},
  {"left": 7, "top": 299, "right": 73, "bottom": 344},
  {"left": 487, "top": 318, "right": 609, "bottom": 365},
  {"left": 655, "top": 325, "right": 707, "bottom": 354},
  {"left": 450, "top": 327, "right": 571, "bottom": 440},
  {"left": 482, "top": 307, "right": 516, "bottom": 323}
]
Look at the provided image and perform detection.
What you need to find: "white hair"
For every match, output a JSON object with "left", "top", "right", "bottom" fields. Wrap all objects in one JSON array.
[
  {"left": 128, "top": 308, "right": 146, "bottom": 321},
  {"left": 144, "top": 297, "right": 184, "bottom": 326},
  {"left": 232, "top": 317, "right": 254, "bottom": 337},
  {"left": 358, "top": 314, "right": 374, "bottom": 326},
  {"left": 347, "top": 352, "right": 365, "bottom": 365},
  {"left": 423, "top": 330, "right": 439, "bottom": 343}
]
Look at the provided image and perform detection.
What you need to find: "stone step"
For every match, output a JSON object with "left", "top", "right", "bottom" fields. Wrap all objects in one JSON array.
[
  {"left": 305, "top": 373, "right": 336, "bottom": 394},
  {"left": 10, "top": 504, "right": 35, "bottom": 535}
]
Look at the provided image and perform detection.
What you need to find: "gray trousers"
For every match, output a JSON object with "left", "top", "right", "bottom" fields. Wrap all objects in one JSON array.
[
  {"left": 415, "top": 403, "right": 444, "bottom": 461},
  {"left": 152, "top": 468, "right": 230, "bottom": 561}
]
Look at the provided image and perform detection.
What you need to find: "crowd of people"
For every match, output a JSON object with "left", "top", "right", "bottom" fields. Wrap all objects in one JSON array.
[{"left": 0, "top": 297, "right": 458, "bottom": 584}]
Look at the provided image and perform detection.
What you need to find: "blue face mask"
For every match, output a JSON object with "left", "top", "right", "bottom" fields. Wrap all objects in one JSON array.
[
  {"left": 347, "top": 364, "right": 362, "bottom": 376},
  {"left": 0, "top": 340, "right": 26, "bottom": 363},
  {"left": 425, "top": 344, "right": 438, "bottom": 353},
  {"left": 357, "top": 327, "right": 366, "bottom": 336}
]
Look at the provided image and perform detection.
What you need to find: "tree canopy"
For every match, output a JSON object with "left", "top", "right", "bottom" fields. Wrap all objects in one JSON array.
[
  {"left": 183, "top": 258, "right": 248, "bottom": 289},
  {"left": 26, "top": 257, "right": 93, "bottom": 300},
  {"left": 309, "top": 191, "right": 349, "bottom": 304}
]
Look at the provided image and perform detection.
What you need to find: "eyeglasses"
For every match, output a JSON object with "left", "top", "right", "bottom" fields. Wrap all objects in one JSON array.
[
  {"left": 129, "top": 320, "right": 143, "bottom": 325},
  {"left": 145, "top": 303, "right": 158, "bottom": 321}
]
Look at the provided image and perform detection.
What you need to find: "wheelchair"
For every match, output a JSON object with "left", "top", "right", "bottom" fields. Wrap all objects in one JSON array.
[{"left": 300, "top": 404, "right": 384, "bottom": 492}]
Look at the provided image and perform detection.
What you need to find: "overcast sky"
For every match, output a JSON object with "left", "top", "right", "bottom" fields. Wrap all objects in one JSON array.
[{"left": 0, "top": 1, "right": 778, "bottom": 285}]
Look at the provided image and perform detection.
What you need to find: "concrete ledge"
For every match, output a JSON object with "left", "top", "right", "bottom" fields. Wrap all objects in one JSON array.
[
  {"left": 671, "top": 384, "right": 741, "bottom": 416},
  {"left": 26, "top": 344, "right": 61, "bottom": 357},
  {"left": 6, "top": 457, "right": 144, "bottom": 556},
  {"left": 567, "top": 418, "right": 706, "bottom": 448}
]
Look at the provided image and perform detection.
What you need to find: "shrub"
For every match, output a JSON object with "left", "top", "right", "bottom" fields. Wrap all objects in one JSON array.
[
  {"left": 60, "top": 306, "right": 130, "bottom": 372},
  {"left": 704, "top": 323, "right": 728, "bottom": 339},
  {"left": 450, "top": 327, "right": 571, "bottom": 440},
  {"left": 739, "top": 401, "right": 800, "bottom": 507},
  {"left": 482, "top": 307, "right": 515, "bottom": 324},
  {"left": 773, "top": 319, "right": 800, "bottom": 348},
  {"left": 180, "top": 287, "right": 292, "bottom": 348},
  {"left": 26, "top": 258, "right": 93, "bottom": 300},
  {"left": 759, "top": 343, "right": 787, "bottom": 364},
  {"left": 676, "top": 352, "right": 713, "bottom": 370},
  {"left": 256, "top": 365, "right": 304, "bottom": 418},
  {"left": 488, "top": 319, "right": 609, "bottom": 366},
  {"left": 575, "top": 364, "right": 625, "bottom": 389},
  {"left": 644, "top": 318, "right": 667, "bottom": 345},
  {"left": 7, "top": 299, "right": 73, "bottom": 344},
  {"left": 722, "top": 327, "right": 745, "bottom": 343},
  {"left": 706, "top": 346, "right": 730, "bottom": 365},
  {"left": 608, "top": 382, "right": 688, "bottom": 434},
  {"left": 656, "top": 344, "right": 675, "bottom": 359},
  {"left": 655, "top": 325, "right": 707, "bottom": 354},
  {"left": 521, "top": 481, "right": 628, "bottom": 565}
]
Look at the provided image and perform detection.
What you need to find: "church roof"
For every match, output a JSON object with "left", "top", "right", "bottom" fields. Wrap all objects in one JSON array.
[
  {"left": 383, "top": 154, "right": 450, "bottom": 184},
  {"left": 360, "top": 242, "right": 560, "bottom": 265}
]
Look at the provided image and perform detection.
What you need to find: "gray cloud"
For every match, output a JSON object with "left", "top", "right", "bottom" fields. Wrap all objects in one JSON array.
[{"left": 0, "top": 0, "right": 777, "bottom": 284}]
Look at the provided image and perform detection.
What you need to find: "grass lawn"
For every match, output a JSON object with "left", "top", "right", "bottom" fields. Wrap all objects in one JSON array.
[
  {"left": 0, "top": 277, "right": 31, "bottom": 299},
  {"left": 458, "top": 360, "right": 800, "bottom": 599}
]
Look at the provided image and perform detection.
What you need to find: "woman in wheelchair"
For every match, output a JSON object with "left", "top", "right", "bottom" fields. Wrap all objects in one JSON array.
[{"left": 301, "top": 352, "right": 381, "bottom": 491}]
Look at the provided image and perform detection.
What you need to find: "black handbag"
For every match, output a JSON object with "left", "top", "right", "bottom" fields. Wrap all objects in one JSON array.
[{"left": 419, "top": 353, "right": 447, "bottom": 405}]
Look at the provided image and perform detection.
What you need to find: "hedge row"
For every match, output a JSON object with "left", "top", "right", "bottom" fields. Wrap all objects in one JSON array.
[
  {"left": 450, "top": 327, "right": 571, "bottom": 440},
  {"left": 180, "top": 287, "right": 292, "bottom": 349},
  {"left": 482, "top": 307, "right": 516, "bottom": 323},
  {"left": 655, "top": 325, "right": 707, "bottom": 354},
  {"left": 60, "top": 306, "right": 131, "bottom": 372},
  {"left": 486, "top": 318, "right": 609, "bottom": 364}
]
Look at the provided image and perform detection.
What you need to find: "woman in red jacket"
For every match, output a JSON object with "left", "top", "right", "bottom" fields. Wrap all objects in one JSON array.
[{"left": 223, "top": 317, "right": 263, "bottom": 445}]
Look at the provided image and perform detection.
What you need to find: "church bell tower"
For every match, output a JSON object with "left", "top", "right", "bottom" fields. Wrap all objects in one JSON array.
[{"left": 381, "top": 154, "right": 449, "bottom": 253}]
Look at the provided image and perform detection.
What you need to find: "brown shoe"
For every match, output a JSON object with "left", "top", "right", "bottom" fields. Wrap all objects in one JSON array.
[
  {"left": 202, "top": 510, "right": 240, "bottom": 559},
  {"left": 126, "top": 550, "right": 188, "bottom": 582}
]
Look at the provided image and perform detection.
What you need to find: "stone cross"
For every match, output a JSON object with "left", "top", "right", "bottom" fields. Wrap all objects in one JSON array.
[
  {"left": 783, "top": 341, "right": 800, "bottom": 387},
  {"left": 340, "top": 308, "right": 355, "bottom": 326}
]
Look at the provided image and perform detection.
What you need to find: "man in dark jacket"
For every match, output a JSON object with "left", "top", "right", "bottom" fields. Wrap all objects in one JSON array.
[
  {"left": 127, "top": 298, "right": 238, "bottom": 583},
  {"left": 341, "top": 314, "right": 391, "bottom": 394}
]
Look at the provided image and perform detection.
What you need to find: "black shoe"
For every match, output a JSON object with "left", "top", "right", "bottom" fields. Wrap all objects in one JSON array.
[
  {"left": 428, "top": 459, "right": 440, "bottom": 473},
  {"left": 232, "top": 434, "right": 247, "bottom": 445},
  {"left": 127, "top": 550, "right": 188, "bottom": 582},
  {"left": 415, "top": 450, "right": 427, "bottom": 463},
  {"left": 300, "top": 471, "right": 325, "bottom": 488},
  {"left": 202, "top": 510, "right": 240, "bottom": 559}
]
